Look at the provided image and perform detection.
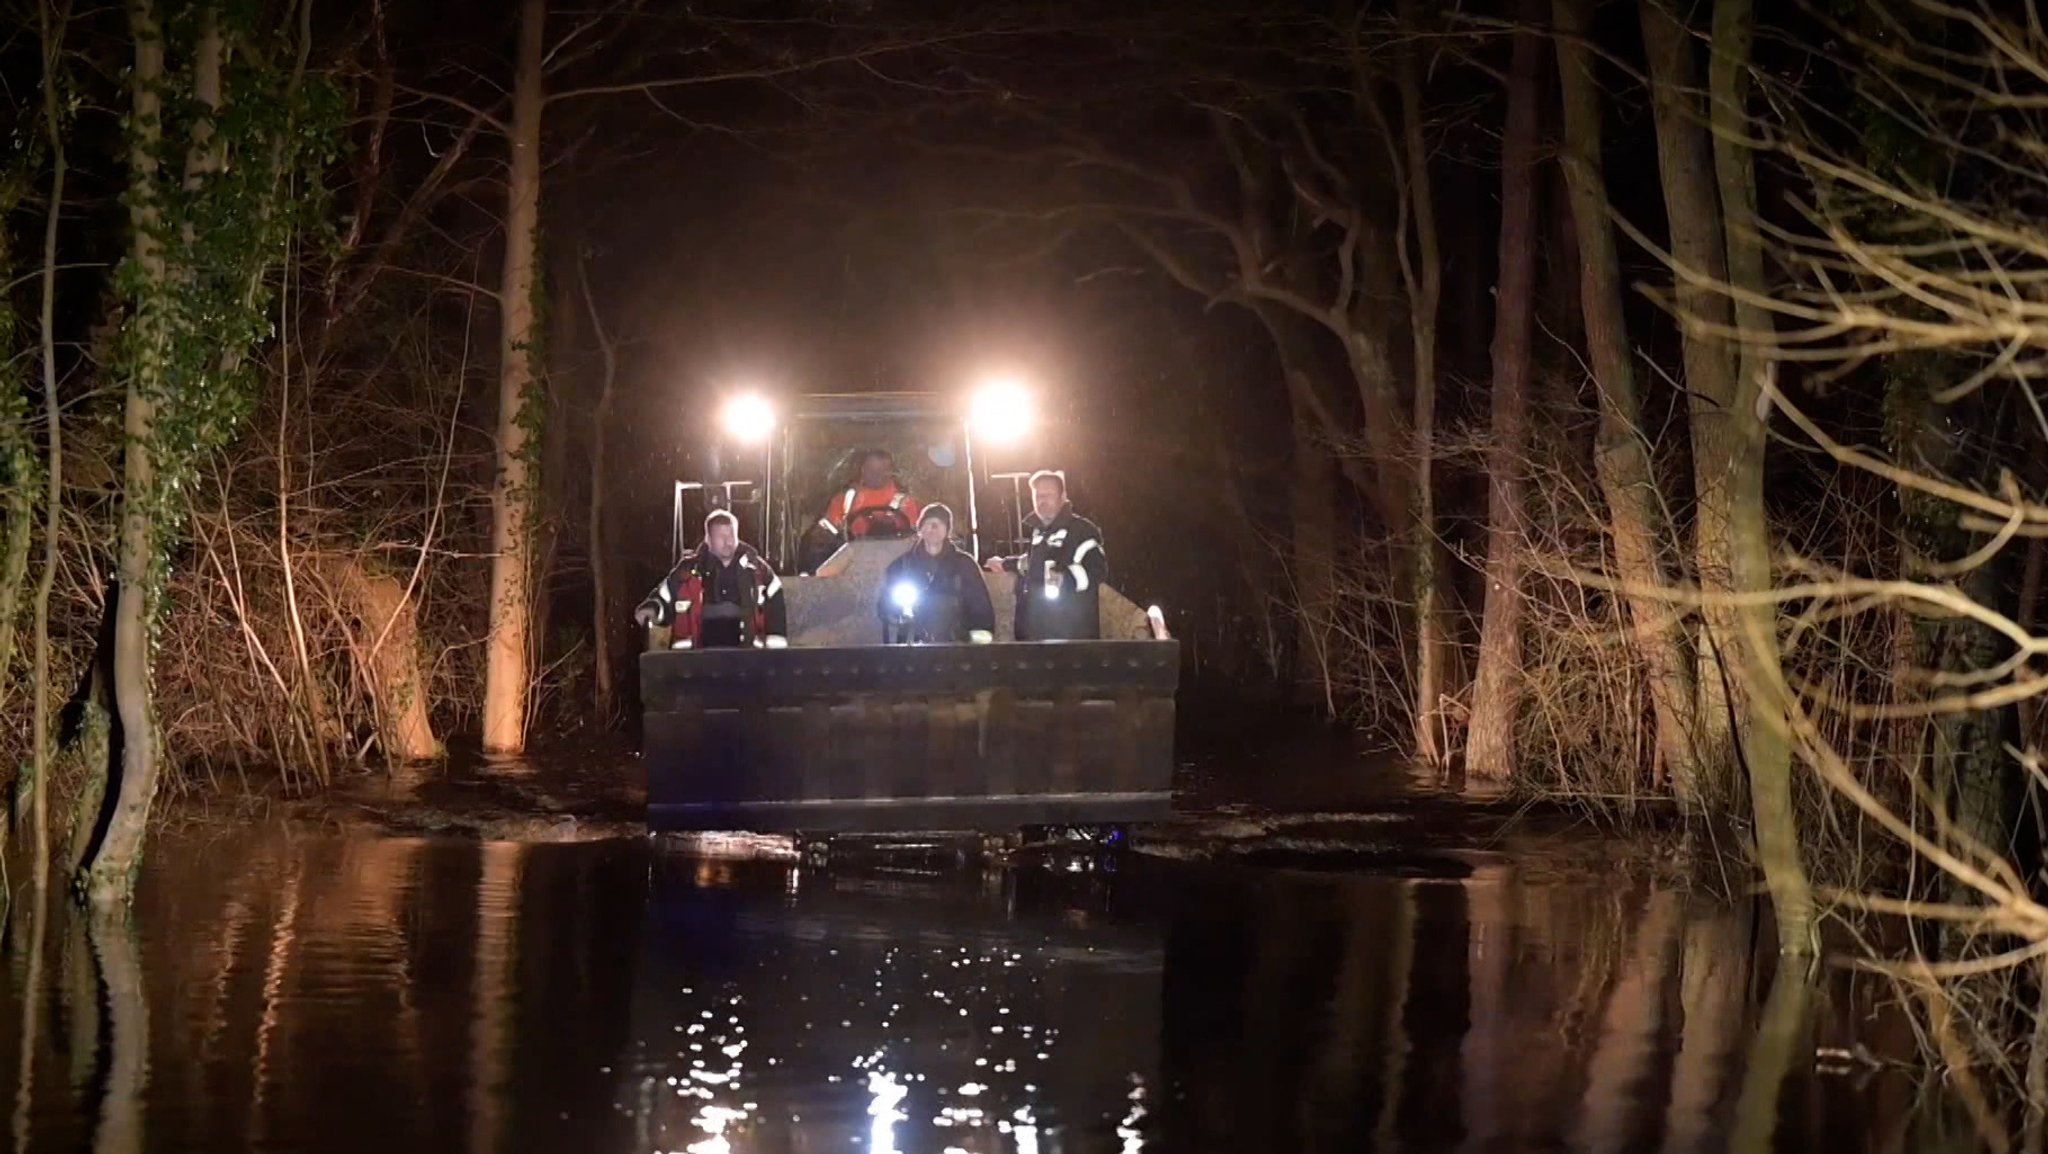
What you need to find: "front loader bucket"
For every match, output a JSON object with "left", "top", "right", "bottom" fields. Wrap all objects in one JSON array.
[{"left": 640, "top": 640, "right": 1178, "bottom": 833}]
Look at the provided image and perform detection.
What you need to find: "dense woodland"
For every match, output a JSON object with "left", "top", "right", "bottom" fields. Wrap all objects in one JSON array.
[{"left": 5, "top": 0, "right": 2048, "bottom": 1123}]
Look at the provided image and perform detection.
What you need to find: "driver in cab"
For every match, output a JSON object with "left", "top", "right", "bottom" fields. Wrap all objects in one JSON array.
[
  {"left": 817, "top": 448, "right": 921, "bottom": 542},
  {"left": 877, "top": 504, "right": 995, "bottom": 645}
]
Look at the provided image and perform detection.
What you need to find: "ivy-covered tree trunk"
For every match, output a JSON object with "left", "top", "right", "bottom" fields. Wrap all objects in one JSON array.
[
  {"left": 481, "top": 0, "right": 546, "bottom": 754},
  {"left": 87, "top": 0, "right": 330, "bottom": 903},
  {"left": 1464, "top": 0, "right": 1545, "bottom": 785},
  {"left": 89, "top": 0, "right": 173, "bottom": 906},
  {"left": 1553, "top": 0, "right": 1702, "bottom": 792}
]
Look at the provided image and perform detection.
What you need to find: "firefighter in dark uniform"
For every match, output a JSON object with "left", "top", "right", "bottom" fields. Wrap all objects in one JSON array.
[
  {"left": 984, "top": 470, "right": 1107, "bottom": 641},
  {"left": 877, "top": 504, "right": 996, "bottom": 645},
  {"left": 634, "top": 510, "right": 790, "bottom": 649}
]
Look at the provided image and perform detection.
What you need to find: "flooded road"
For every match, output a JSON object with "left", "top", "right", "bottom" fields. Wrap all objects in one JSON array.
[{"left": 0, "top": 831, "right": 1977, "bottom": 1153}]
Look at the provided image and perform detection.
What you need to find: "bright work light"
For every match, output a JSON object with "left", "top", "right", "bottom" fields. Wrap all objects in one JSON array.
[
  {"left": 891, "top": 582, "right": 921, "bottom": 614},
  {"left": 969, "top": 377, "right": 1034, "bottom": 446},
  {"left": 1043, "top": 582, "right": 1061, "bottom": 601},
  {"left": 718, "top": 392, "right": 776, "bottom": 446}
]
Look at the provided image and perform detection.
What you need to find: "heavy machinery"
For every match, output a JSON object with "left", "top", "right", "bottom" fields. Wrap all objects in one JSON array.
[{"left": 640, "top": 386, "right": 1180, "bottom": 838}]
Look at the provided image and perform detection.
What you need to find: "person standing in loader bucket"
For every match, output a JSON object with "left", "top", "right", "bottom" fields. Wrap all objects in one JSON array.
[
  {"left": 635, "top": 510, "right": 789, "bottom": 649},
  {"left": 877, "top": 503, "right": 996, "bottom": 645},
  {"left": 817, "top": 448, "right": 922, "bottom": 542},
  {"left": 985, "top": 470, "right": 1106, "bottom": 641}
]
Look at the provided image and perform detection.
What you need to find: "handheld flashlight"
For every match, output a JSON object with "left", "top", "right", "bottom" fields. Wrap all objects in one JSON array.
[{"left": 891, "top": 582, "right": 921, "bottom": 615}]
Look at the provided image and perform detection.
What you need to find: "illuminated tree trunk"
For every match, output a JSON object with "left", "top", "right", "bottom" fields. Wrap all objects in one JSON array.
[
  {"left": 1712, "top": 0, "right": 1814, "bottom": 951},
  {"left": 90, "top": 0, "right": 174, "bottom": 905},
  {"left": 1391, "top": 0, "right": 1451, "bottom": 770},
  {"left": 481, "top": 0, "right": 546, "bottom": 754},
  {"left": 1554, "top": 0, "right": 1701, "bottom": 792},
  {"left": 1465, "top": 0, "right": 1545, "bottom": 784},
  {"left": 336, "top": 561, "right": 441, "bottom": 761},
  {"left": 1642, "top": 0, "right": 1738, "bottom": 808}
]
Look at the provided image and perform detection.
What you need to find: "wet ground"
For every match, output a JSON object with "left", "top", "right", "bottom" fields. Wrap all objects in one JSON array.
[{"left": 0, "top": 726, "right": 1991, "bottom": 1152}]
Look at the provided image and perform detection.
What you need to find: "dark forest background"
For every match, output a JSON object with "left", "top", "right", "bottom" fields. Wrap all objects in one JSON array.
[{"left": 12, "top": 2, "right": 2048, "bottom": 1080}]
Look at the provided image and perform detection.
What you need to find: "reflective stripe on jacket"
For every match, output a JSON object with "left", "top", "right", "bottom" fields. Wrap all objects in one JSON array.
[
  {"left": 998, "top": 507, "right": 1106, "bottom": 641},
  {"left": 818, "top": 482, "right": 922, "bottom": 537},
  {"left": 635, "top": 545, "right": 789, "bottom": 647}
]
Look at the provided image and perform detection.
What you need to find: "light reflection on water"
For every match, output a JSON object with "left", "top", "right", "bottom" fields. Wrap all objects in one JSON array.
[{"left": 0, "top": 831, "right": 1991, "bottom": 1153}]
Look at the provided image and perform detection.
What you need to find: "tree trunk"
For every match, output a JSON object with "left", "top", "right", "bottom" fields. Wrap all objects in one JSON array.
[
  {"left": 1465, "top": 0, "right": 1546, "bottom": 785},
  {"left": 1392, "top": 0, "right": 1451, "bottom": 770},
  {"left": 481, "top": 0, "right": 546, "bottom": 754},
  {"left": 0, "top": 173, "right": 36, "bottom": 703},
  {"left": 88, "top": 0, "right": 171, "bottom": 905},
  {"left": 335, "top": 561, "right": 441, "bottom": 761},
  {"left": 532, "top": 228, "right": 580, "bottom": 689},
  {"left": 1290, "top": 414, "right": 1341, "bottom": 713},
  {"left": 1255, "top": 303, "right": 1346, "bottom": 712},
  {"left": 31, "top": 0, "right": 65, "bottom": 902},
  {"left": 1343, "top": 275, "right": 1412, "bottom": 538},
  {"left": 1642, "top": 0, "right": 1739, "bottom": 808},
  {"left": 577, "top": 253, "right": 619, "bottom": 722},
  {"left": 1553, "top": 0, "right": 1702, "bottom": 791},
  {"left": 0, "top": 441, "right": 30, "bottom": 701},
  {"left": 1712, "top": 0, "right": 1815, "bottom": 951}
]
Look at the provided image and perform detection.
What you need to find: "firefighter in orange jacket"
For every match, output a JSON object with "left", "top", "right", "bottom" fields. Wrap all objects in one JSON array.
[
  {"left": 635, "top": 510, "right": 789, "bottom": 649},
  {"left": 816, "top": 448, "right": 922, "bottom": 542}
]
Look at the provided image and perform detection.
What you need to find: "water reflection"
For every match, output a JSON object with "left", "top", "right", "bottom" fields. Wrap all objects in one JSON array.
[
  {"left": 0, "top": 830, "right": 1998, "bottom": 1153},
  {"left": 621, "top": 853, "right": 1162, "bottom": 1152}
]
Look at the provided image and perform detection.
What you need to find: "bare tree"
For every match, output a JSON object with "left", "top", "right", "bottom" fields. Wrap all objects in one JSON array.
[
  {"left": 1709, "top": 0, "right": 1811, "bottom": 953},
  {"left": 1552, "top": 0, "right": 1702, "bottom": 793},
  {"left": 31, "top": 0, "right": 70, "bottom": 905},
  {"left": 577, "top": 249, "right": 623, "bottom": 722},
  {"left": 1465, "top": 0, "right": 1547, "bottom": 783},
  {"left": 1640, "top": 0, "right": 1740, "bottom": 806},
  {"left": 481, "top": 0, "right": 548, "bottom": 754}
]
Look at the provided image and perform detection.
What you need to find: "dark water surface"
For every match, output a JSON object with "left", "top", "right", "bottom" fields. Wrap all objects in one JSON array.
[{"left": 0, "top": 831, "right": 1976, "bottom": 1153}]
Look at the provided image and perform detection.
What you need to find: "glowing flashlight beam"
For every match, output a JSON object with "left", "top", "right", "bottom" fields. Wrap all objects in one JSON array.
[{"left": 890, "top": 582, "right": 921, "bottom": 613}]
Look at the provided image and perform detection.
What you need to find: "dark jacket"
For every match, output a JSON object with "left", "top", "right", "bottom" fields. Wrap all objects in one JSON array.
[
  {"left": 997, "top": 506, "right": 1106, "bottom": 640},
  {"left": 877, "top": 540, "right": 996, "bottom": 644},
  {"left": 636, "top": 544, "right": 789, "bottom": 648}
]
